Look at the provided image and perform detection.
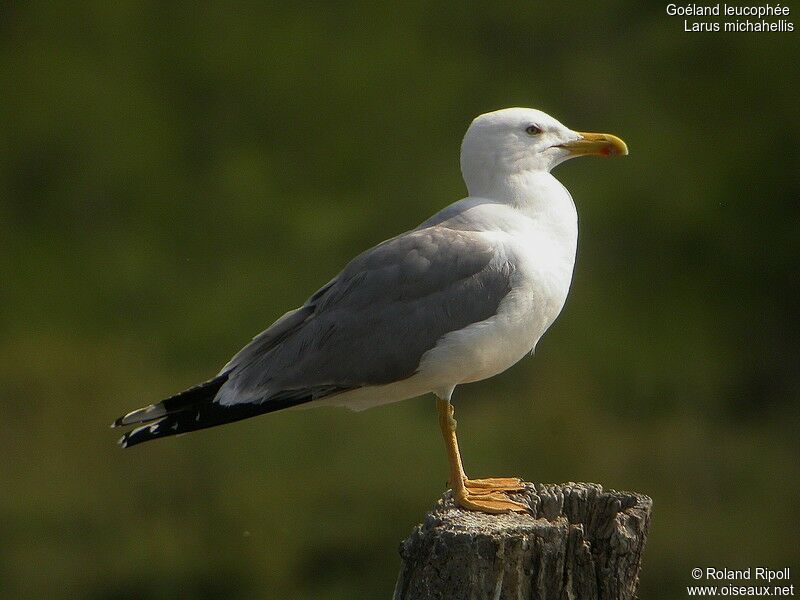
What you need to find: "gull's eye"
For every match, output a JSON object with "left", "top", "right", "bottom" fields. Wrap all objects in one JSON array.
[{"left": 525, "top": 124, "right": 542, "bottom": 136}]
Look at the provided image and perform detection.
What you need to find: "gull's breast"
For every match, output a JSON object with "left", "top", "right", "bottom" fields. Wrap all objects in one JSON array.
[{"left": 417, "top": 225, "right": 577, "bottom": 387}]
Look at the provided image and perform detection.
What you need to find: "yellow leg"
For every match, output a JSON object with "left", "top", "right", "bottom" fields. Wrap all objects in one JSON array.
[{"left": 436, "top": 397, "right": 528, "bottom": 514}]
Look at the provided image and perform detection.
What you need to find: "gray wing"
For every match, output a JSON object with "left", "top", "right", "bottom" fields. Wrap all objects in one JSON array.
[{"left": 216, "top": 225, "right": 513, "bottom": 406}]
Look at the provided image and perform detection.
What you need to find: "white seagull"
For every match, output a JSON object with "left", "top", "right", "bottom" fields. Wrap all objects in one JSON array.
[{"left": 113, "top": 107, "right": 627, "bottom": 514}]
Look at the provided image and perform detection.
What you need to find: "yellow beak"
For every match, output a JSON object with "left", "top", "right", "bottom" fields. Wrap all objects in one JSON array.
[{"left": 558, "top": 132, "right": 628, "bottom": 157}]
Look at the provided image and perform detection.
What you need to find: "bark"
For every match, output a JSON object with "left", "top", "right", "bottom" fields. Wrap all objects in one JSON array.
[{"left": 393, "top": 482, "right": 651, "bottom": 600}]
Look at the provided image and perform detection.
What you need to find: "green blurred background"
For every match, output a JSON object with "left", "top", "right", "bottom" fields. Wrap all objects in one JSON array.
[{"left": 1, "top": 2, "right": 798, "bottom": 598}]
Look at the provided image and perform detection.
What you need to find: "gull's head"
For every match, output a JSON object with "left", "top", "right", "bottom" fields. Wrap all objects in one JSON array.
[{"left": 460, "top": 107, "right": 627, "bottom": 196}]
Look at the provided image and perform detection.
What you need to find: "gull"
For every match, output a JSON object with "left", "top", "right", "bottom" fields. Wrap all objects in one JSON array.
[{"left": 113, "top": 107, "right": 627, "bottom": 513}]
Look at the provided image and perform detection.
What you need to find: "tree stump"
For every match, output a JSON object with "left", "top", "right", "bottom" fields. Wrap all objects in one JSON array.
[{"left": 393, "top": 482, "right": 651, "bottom": 600}]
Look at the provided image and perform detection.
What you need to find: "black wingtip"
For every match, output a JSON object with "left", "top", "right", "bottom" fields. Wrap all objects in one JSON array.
[
  {"left": 113, "top": 374, "right": 327, "bottom": 449},
  {"left": 118, "top": 419, "right": 169, "bottom": 449},
  {"left": 117, "top": 431, "right": 140, "bottom": 449}
]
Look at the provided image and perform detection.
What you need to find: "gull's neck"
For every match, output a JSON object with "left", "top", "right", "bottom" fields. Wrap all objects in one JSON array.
[
  {"left": 469, "top": 169, "right": 577, "bottom": 231},
  {"left": 461, "top": 168, "right": 579, "bottom": 275}
]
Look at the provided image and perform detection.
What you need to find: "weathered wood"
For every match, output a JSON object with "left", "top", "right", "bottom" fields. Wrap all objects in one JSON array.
[{"left": 393, "top": 482, "right": 651, "bottom": 600}]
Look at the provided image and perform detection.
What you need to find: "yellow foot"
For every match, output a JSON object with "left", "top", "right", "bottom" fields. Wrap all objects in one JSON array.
[
  {"left": 454, "top": 488, "right": 528, "bottom": 514},
  {"left": 464, "top": 477, "right": 525, "bottom": 493}
]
